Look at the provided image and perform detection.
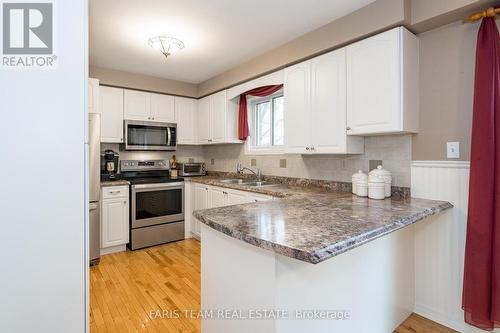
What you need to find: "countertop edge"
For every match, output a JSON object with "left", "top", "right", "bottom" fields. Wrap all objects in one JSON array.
[{"left": 193, "top": 201, "right": 453, "bottom": 264}]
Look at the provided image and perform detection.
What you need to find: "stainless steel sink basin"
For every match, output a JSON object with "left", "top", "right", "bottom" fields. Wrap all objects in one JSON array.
[
  {"left": 219, "top": 179, "right": 245, "bottom": 184},
  {"left": 242, "top": 181, "right": 276, "bottom": 187}
]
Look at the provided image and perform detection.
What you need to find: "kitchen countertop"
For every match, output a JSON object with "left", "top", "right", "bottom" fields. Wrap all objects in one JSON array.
[
  {"left": 100, "top": 179, "right": 130, "bottom": 187},
  {"left": 191, "top": 176, "right": 452, "bottom": 264}
]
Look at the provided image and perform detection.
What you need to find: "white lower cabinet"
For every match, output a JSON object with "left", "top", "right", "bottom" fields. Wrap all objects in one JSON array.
[
  {"left": 209, "top": 186, "right": 226, "bottom": 208},
  {"left": 247, "top": 193, "right": 274, "bottom": 202},
  {"left": 192, "top": 184, "right": 210, "bottom": 238},
  {"left": 100, "top": 186, "right": 129, "bottom": 252},
  {"left": 189, "top": 183, "right": 273, "bottom": 238},
  {"left": 226, "top": 190, "right": 249, "bottom": 205}
]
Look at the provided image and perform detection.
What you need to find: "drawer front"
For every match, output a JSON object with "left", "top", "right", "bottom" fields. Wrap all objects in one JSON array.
[{"left": 102, "top": 185, "right": 128, "bottom": 199}]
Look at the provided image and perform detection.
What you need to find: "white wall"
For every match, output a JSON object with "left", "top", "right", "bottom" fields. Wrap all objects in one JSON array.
[
  {"left": 412, "top": 161, "right": 498, "bottom": 333},
  {"left": 0, "top": 1, "right": 88, "bottom": 332}
]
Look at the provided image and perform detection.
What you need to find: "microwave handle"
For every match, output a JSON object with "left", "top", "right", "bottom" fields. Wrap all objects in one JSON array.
[{"left": 167, "top": 127, "right": 171, "bottom": 146}]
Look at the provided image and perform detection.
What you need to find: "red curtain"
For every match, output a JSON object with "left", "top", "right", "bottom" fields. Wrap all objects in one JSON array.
[
  {"left": 462, "top": 15, "right": 500, "bottom": 331},
  {"left": 238, "top": 84, "right": 283, "bottom": 140}
]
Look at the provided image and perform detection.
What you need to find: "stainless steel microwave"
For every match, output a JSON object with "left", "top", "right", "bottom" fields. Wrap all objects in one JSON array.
[{"left": 124, "top": 120, "right": 176, "bottom": 151}]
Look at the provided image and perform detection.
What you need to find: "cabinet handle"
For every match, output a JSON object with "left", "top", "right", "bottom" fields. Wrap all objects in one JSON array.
[
  {"left": 123, "top": 201, "right": 127, "bottom": 204},
  {"left": 311, "top": 147, "right": 316, "bottom": 151},
  {"left": 306, "top": 147, "right": 310, "bottom": 151},
  {"left": 346, "top": 126, "right": 351, "bottom": 130},
  {"left": 109, "top": 190, "right": 121, "bottom": 194}
]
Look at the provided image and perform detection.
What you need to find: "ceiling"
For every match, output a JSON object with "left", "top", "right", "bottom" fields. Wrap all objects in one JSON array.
[{"left": 89, "top": 0, "right": 374, "bottom": 84}]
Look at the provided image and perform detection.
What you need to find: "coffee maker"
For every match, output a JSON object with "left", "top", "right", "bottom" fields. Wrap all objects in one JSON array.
[{"left": 101, "top": 150, "right": 120, "bottom": 180}]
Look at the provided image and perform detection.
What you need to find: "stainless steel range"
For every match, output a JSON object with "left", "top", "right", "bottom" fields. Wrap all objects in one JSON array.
[{"left": 121, "top": 159, "right": 184, "bottom": 250}]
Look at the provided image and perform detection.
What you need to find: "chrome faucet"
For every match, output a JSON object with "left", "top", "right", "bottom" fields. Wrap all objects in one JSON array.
[{"left": 236, "top": 162, "right": 262, "bottom": 181}]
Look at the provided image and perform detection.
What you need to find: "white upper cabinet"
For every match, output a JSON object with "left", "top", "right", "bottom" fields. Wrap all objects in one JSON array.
[
  {"left": 124, "top": 89, "right": 176, "bottom": 123},
  {"left": 175, "top": 97, "right": 197, "bottom": 144},
  {"left": 100, "top": 86, "right": 124, "bottom": 143},
  {"left": 284, "top": 61, "right": 311, "bottom": 154},
  {"left": 211, "top": 90, "right": 227, "bottom": 143},
  {"left": 124, "top": 90, "right": 150, "bottom": 121},
  {"left": 88, "top": 78, "right": 100, "bottom": 114},
  {"left": 346, "top": 27, "right": 419, "bottom": 135},
  {"left": 310, "top": 49, "right": 363, "bottom": 154},
  {"left": 284, "top": 49, "right": 363, "bottom": 154},
  {"left": 197, "top": 96, "right": 211, "bottom": 143},
  {"left": 151, "top": 93, "right": 175, "bottom": 122},
  {"left": 197, "top": 90, "right": 241, "bottom": 145}
]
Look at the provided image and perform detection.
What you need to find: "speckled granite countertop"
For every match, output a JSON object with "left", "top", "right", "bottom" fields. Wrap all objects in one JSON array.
[
  {"left": 190, "top": 176, "right": 452, "bottom": 264},
  {"left": 101, "top": 180, "right": 130, "bottom": 187}
]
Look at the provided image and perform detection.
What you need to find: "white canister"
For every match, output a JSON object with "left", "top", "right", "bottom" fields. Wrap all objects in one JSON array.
[
  {"left": 369, "top": 165, "right": 392, "bottom": 197},
  {"left": 368, "top": 175, "right": 385, "bottom": 200},
  {"left": 351, "top": 170, "right": 367, "bottom": 194},
  {"left": 357, "top": 181, "right": 368, "bottom": 197}
]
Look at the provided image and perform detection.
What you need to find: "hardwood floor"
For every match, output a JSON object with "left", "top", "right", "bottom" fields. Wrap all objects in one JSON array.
[
  {"left": 90, "top": 239, "right": 200, "bottom": 332},
  {"left": 90, "top": 239, "right": 457, "bottom": 333},
  {"left": 394, "top": 313, "right": 458, "bottom": 333}
]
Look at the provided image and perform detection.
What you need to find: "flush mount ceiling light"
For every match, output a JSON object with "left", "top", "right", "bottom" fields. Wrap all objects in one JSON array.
[{"left": 148, "top": 36, "right": 185, "bottom": 59}]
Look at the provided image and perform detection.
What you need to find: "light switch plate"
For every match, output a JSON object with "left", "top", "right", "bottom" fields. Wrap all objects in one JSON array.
[{"left": 447, "top": 142, "right": 460, "bottom": 159}]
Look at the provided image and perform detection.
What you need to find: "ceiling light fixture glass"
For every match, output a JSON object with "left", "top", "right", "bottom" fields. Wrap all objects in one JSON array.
[{"left": 148, "top": 36, "right": 185, "bottom": 59}]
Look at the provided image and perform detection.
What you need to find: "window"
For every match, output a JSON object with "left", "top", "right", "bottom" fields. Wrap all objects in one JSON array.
[{"left": 248, "top": 93, "right": 284, "bottom": 154}]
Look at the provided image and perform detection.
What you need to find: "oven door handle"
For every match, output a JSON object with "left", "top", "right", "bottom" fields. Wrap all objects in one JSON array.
[{"left": 132, "top": 182, "right": 184, "bottom": 190}]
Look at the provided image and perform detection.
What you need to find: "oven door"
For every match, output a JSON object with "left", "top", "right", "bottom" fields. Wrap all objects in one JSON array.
[
  {"left": 125, "top": 120, "right": 176, "bottom": 151},
  {"left": 131, "top": 182, "right": 184, "bottom": 229}
]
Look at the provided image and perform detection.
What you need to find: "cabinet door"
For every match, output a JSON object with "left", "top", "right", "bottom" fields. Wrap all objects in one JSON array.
[
  {"left": 310, "top": 49, "right": 347, "bottom": 154},
  {"left": 88, "top": 78, "right": 100, "bottom": 114},
  {"left": 247, "top": 193, "right": 273, "bottom": 202},
  {"left": 209, "top": 187, "right": 226, "bottom": 208},
  {"left": 124, "top": 90, "right": 151, "bottom": 121},
  {"left": 211, "top": 90, "right": 227, "bottom": 143},
  {"left": 175, "top": 97, "right": 197, "bottom": 144},
  {"left": 100, "top": 86, "right": 124, "bottom": 143},
  {"left": 194, "top": 185, "right": 209, "bottom": 236},
  {"left": 284, "top": 61, "right": 311, "bottom": 154},
  {"left": 197, "top": 96, "right": 211, "bottom": 144},
  {"left": 101, "top": 198, "right": 129, "bottom": 248},
  {"left": 151, "top": 93, "right": 175, "bottom": 122},
  {"left": 346, "top": 28, "right": 401, "bottom": 135},
  {"left": 226, "top": 189, "right": 250, "bottom": 205}
]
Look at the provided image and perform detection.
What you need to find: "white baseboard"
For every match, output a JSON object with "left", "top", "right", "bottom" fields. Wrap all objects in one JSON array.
[
  {"left": 100, "top": 244, "right": 126, "bottom": 255},
  {"left": 415, "top": 304, "right": 489, "bottom": 333}
]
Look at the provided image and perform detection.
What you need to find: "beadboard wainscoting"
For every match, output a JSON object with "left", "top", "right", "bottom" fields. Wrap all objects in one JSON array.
[{"left": 411, "top": 161, "right": 497, "bottom": 333}]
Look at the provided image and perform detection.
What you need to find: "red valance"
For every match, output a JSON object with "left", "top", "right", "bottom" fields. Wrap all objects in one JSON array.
[{"left": 238, "top": 84, "right": 283, "bottom": 141}]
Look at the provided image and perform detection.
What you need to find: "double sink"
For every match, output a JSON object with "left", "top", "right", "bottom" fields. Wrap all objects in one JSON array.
[{"left": 219, "top": 179, "right": 276, "bottom": 187}]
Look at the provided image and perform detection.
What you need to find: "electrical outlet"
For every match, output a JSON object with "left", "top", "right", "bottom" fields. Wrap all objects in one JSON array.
[
  {"left": 447, "top": 142, "right": 460, "bottom": 159},
  {"left": 279, "top": 159, "right": 287, "bottom": 168},
  {"left": 188, "top": 158, "right": 195, "bottom": 163},
  {"left": 210, "top": 158, "right": 215, "bottom": 165},
  {"left": 251, "top": 159, "right": 257, "bottom": 166}
]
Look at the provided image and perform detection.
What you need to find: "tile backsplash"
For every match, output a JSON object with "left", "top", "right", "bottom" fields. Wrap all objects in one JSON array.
[
  {"left": 202, "top": 135, "right": 412, "bottom": 187},
  {"left": 102, "top": 135, "right": 412, "bottom": 187},
  {"left": 101, "top": 143, "right": 204, "bottom": 164}
]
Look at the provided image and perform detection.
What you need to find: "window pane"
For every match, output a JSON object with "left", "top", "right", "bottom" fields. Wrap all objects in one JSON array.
[
  {"left": 256, "top": 101, "right": 271, "bottom": 146},
  {"left": 273, "top": 96, "right": 284, "bottom": 145}
]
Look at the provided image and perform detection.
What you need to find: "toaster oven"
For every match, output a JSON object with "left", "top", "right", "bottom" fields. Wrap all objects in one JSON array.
[{"left": 177, "top": 163, "right": 206, "bottom": 177}]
